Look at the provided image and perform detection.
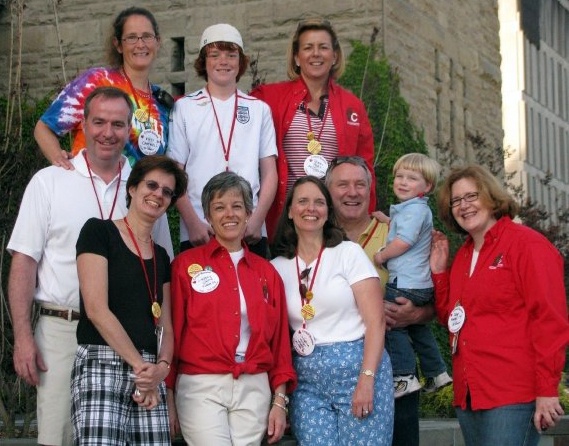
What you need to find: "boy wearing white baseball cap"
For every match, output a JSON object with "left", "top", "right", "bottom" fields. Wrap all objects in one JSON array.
[
  {"left": 167, "top": 23, "right": 277, "bottom": 258},
  {"left": 166, "top": 24, "right": 282, "bottom": 443}
]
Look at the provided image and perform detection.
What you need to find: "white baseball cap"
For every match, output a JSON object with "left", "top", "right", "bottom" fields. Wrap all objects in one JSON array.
[{"left": 200, "top": 24, "right": 244, "bottom": 51}]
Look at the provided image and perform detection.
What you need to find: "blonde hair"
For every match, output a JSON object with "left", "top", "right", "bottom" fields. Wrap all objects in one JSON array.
[
  {"left": 393, "top": 153, "right": 441, "bottom": 189},
  {"left": 286, "top": 18, "right": 345, "bottom": 80}
]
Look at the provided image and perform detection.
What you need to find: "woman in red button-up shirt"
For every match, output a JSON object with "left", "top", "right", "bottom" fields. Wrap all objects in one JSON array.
[
  {"left": 430, "top": 165, "right": 568, "bottom": 446},
  {"left": 166, "top": 171, "right": 297, "bottom": 445}
]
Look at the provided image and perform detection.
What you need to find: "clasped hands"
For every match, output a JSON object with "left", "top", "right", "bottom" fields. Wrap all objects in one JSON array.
[{"left": 131, "top": 361, "right": 170, "bottom": 410}]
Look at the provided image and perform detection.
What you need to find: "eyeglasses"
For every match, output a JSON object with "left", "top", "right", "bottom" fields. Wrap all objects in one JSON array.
[
  {"left": 122, "top": 34, "right": 157, "bottom": 45},
  {"left": 329, "top": 156, "right": 368, "bottom": 169},
  {"left": 144, "top": 180, "right": 175, "bottom": 199},
  {"left": 449, "top": 192, "right": 479, "bottom": 208}
]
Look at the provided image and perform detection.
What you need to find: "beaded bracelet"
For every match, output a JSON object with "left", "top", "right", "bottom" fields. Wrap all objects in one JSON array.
[
  {"left": 272, "top": 401, "right": 288, "bottom": 414},
  {"left": 273, "top": 392, "right": 289, "bottom": 405}
]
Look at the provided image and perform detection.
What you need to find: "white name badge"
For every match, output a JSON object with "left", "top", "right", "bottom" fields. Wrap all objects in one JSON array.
[
  {"left": 303, "top": 155, "right": 328, "bottom": 178},
  {"left": 191, "top": 270, "right": 220, "bottom": 293},
  {"left": 292, "top": 328, "right": 316, "bottom": 356},
  {"left": 448, "top": 305, "right": 466, "bottom": 333},
  {"left": 138, "top": 129, "right": 161, "bottom": 155}
]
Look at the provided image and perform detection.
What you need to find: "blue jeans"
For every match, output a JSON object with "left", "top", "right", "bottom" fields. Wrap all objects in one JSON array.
[
  {"left": 385, "top": 285, "right": 446, "bottom": 377},
  {"left": 456, "top": 400, "right": 540, "bottom": 446}
]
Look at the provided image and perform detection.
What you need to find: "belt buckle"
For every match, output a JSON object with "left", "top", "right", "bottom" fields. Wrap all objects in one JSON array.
[{"left": 67, "top": 309, "right": 73, "bottom": 322}]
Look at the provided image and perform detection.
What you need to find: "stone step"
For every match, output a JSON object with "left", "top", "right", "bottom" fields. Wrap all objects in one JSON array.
[{"left": 3, "top": 416, "right": 568, "bottom": 445}]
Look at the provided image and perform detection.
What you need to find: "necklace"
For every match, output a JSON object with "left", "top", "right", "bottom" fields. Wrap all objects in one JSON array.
[
  {"left": 124, "top": 217, "right": 160, "bottom": 324},
  {"left": 305, "top": 97, "right": 330, "bottom": 155},
  {"left": 83, "top": 151, "right": 121, "bottom": 220},
  {"left": 206, "top": 86, "right": 238, "bottom": 171},
  {"left": 295, "top": 246, "right": 324, "bottom": 323},
  {"left": 122, "top": 68, "right": 153, "bottom": 123}
]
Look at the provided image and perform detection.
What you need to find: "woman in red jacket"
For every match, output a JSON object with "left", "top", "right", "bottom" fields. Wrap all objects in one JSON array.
[
  {"left": 430, "top": 165, "right": 568, "bottom": 446},
  {"left": 166, "top": 171, "right": 297, "bottom": 445},
  {"left": 251, "top": 18, "right": 376, "bottom": 239}
]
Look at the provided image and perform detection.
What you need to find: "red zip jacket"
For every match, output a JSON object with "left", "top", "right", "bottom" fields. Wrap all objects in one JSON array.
[
  {"left": 251, "top": 77, "right": 376, "bottom": 239},
  {"left": 166, "top": 237, "right": 297, "bottom": 393},
  {"left": 433, "top": 217, "right": 569, "bottom": 410}
]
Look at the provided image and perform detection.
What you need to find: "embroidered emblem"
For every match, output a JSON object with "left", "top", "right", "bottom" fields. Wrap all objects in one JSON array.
[
  {"left": 346, "top": 107, "right": 359, "bottom": 124},
  {"left": 489, "top": 253, "right": 504, "bottom": 270},
  {"left": 236, "top": 106, "right": 250, "bottom": 124}
]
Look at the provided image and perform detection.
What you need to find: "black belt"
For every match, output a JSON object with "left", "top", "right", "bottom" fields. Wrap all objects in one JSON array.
[{"left": 39, "top": 307, "right": 80, "bottom": 321}]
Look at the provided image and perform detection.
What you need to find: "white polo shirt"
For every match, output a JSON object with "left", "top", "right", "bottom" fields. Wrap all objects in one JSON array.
[
  {"left": 7, "top": 150, "right": 131, "bottom": 309},
  {"left": 167, "top": 88, "right": 277, "bottom": 242}
]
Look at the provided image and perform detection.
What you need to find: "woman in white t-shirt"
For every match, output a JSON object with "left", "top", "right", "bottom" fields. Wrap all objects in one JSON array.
[{"left": 271, "top": 176, "right": 394, "bottom": 445}]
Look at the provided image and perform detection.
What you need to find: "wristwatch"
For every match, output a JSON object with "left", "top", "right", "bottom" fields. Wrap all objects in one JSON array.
[{"left": 360, "top": 369, "right": 375, "bottom": 378}]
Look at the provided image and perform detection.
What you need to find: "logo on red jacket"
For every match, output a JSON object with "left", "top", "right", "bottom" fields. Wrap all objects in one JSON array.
[{"left": 346, "top": 108, "right": 359, "bottom": 124}]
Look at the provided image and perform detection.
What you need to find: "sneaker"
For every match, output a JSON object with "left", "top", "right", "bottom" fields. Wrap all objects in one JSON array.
[
  {"left": 423, "top": 372, "right": 453, "bottom": 393},
  {"left": 393, "top": 375, "right": 422, "bottom": 399}
]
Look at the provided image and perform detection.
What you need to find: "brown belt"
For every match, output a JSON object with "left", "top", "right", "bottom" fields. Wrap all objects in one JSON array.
[{"left": 39, "top": 307, "right": 80, "bottom": 321}]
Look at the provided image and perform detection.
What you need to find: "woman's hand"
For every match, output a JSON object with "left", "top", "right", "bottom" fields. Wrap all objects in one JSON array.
[
  {"left": 132, "top": 362, "right": 169, "bottom": 392},
  {"left": 266, "top": 404, "right": 287, "bottom": 444},
  {"left": 132, "top": 387, "right": 160, "bottom": 410},
  {"left": 534, "top": 396, "right": 564, "bottom": 432},
  {"left": 166, "top": 389, "right": 181, "bottom": 437},
  {"left": 430, "top": 230, "right": 449, "bottom": 274},
  {"left": 351, "top": 375, "right": 374, "bottom": 419}
]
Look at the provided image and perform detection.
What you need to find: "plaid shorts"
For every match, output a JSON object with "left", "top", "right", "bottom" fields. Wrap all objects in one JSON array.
[{"left": 71, "top": 344, "right": 170, "bottom": 445}]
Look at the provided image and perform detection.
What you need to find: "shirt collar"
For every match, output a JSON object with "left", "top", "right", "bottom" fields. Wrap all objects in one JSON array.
[{"left": 73, "top": 148, "right": 131, "bottom": 183}]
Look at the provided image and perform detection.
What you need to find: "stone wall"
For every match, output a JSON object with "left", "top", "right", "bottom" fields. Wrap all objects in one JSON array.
[{"left": 0, "top": 0, "right": 503, "bottom": 156}]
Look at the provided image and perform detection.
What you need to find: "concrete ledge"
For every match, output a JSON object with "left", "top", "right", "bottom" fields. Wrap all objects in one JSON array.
[{"left": 4, "top": 416, "right": 569, "bottom": 445}]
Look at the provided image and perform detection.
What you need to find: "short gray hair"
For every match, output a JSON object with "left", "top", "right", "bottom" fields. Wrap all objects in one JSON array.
[
  {"left": 201, "top": 171, "right": 254, "bottom": 219},
  {"left": 325, "top": 155, "right": 372, "bottom": 188}
]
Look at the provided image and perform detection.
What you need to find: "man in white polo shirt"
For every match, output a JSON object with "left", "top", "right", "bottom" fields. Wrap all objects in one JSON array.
[{"left": 7, "top": 86, "right": 132, "bottom": 446}]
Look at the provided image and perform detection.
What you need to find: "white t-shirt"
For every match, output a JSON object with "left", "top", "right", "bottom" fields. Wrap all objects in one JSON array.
[
  {"left": 7, "top": 150, "right": 131, "bottom": 309},
  {"left": 271, "top": 241, "right": 379, "bottom": 344},
  {"left": 167, "top": 88, "right": 278, "bottom": 242}
]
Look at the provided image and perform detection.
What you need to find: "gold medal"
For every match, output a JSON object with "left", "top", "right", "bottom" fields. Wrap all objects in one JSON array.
[
  {"left": 187, "top": 263, "right": 203, "bottom": 278},
  {"left": 307, "top": 139, "right": 322, "bottom": 155},
  {"left": 301, "top": 304, "right": 315, "bottom": 320},
  {"left": 151, "top": 302, "right": 162, "bottom": 318},
  {"left": 134, "top": 108, "right": 149, "bottom": 123},
  {"left": 305, "top": 290, "right": 314, "bottom": 301}
]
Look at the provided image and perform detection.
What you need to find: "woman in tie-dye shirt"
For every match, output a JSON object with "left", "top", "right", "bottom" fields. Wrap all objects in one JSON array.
[{"left": 35, "top": 6, "right": 171, "bottom": 169}]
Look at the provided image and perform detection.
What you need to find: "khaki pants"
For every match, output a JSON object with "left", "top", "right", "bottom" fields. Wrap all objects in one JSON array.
[
  {"left": 35, "top": 313, "right": 78, "bottom": 446},
  {"left": 175, "top": 372, "right": 271, "bottom": 446}
]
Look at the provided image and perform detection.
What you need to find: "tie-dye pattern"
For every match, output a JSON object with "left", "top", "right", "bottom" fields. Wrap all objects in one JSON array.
[{"left": 40, "top": 67, "right": 168, "bottom": 166}]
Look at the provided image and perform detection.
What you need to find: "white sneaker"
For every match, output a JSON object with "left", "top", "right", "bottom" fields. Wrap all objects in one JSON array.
[
  {"left": 393, "top": 374, "right": 422, "bottom": 399},
  {"left": 423, "top": 372, "right": 453, "bottom": 393}
]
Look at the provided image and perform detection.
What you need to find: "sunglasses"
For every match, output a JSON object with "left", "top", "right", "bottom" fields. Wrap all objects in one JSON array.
[
  {"left": 299, "top": 267, "right": 312, "bottom": 299},
  {"left": 144, "top": 180, "right": 176, "bottom": 199}
]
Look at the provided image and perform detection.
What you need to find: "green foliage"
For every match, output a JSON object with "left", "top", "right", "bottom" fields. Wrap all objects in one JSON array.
[
  {"left": 339, "top": 41, "right": 428, "bottom": 213},
  {"left": 420, "top": 385, "right": 455, "bottom": 418},
  {"left": 0, "top": 93, "right": 52, "bottom": 437}
]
